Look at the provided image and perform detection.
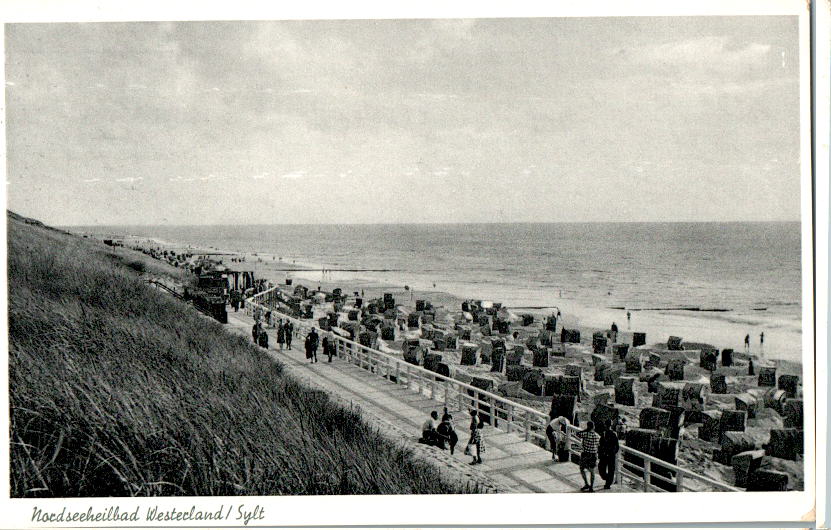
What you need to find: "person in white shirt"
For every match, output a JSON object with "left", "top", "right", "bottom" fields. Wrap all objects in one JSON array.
[
  {"left": 420, "top": 411, "right": 440, "bottom": 446},
  {"left": 546, "top": 414, "right": 571, "bottom": 462}
]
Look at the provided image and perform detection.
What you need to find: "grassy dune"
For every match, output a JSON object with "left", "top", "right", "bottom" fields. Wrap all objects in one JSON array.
[{"left": 9, "top": 212, "right": 475, "bottom": 496}]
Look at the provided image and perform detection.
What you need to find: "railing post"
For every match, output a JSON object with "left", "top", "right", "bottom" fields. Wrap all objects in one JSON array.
[
  {"left": 395, "top": 362, "right": 400, "bottom": 384},
  {"left": 507, "top": 404, "right": 514, "bottom": 433},
  {"left": 524, "top": 411, "right": 531, "bottom": 441},
  {"left": 458, "top": 386, "right": 464, "bottom": 412},
  {"left": 643, "top": 460, "right": 651, "bottom": 492},
  {"left": 616, "top": 452, "right": 623, "bottom": 486},
  {"left": 675, "top": 469, "right": 685, "bottom": 492},
  {"left": 444, "top": 380, "right": 450, "bottom": 408},
  {"left": 430, "top": 380, "right": 436, "bottom": 400}
]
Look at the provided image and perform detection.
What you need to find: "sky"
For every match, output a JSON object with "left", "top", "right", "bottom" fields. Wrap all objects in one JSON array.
[{"left": 4, "top": 17, "right": 802, "bottom": 225}]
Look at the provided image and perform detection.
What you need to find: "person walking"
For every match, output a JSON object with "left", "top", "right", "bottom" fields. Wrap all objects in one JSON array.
[
  {"left": 251, "top": 322, "right": 261, "bottom": 343},
  {"left": 467, "top": 420, "right": 485, "bottom": 465},
  {"left": 285, "top": 321, "right": 294, "bottom": 349},
  {"left": 597, "top": 419, "right": 620, "bottom": 489},
  {"left": 760, "top": 332, "right": 765, "bottom": 355},
  {"left": 468, "top": 409, "right": 480, "bottom": 433},
  {"left": 546, "top": 414, "right": 571, "bottom": 462},
  {"left": 277, "top": 322, "right": 286, "bottom": 351},
  {"left": 305, "top": 332, "right": 314, "bottom": 363},
  {"left": 626, "top": 311, "right": 631, "bottom": 329},
  {"left": 744, "top": 333, "right": 751, "bottom": 352},
  {"left": 437, "top": 409, "right": 459, "bottom": 454},
  {"left": 323, "top": 334, "right": 333, "bottom": 363},
  {"left": 308, "top": 328, "right": 319, "bottom": 363},
  {"left": 576, "top": 421, "right": 601, "bottom": 492}
]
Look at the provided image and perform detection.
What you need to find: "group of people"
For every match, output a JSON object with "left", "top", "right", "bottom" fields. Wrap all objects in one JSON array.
[
  {"left": 420, "top": 409, "right": 485, "bottom": 465},
  {"left": 251, "top": 318, "right": 294, "bottom": 350},
  {"left": 574, "top": 420, "right": 620, "bottom": 492},
  {"left": 250, "top": 310, "right": 341, "bottom": 365},
  {"left": 546, "top": 413, "right": 625, "bottom": 492}
]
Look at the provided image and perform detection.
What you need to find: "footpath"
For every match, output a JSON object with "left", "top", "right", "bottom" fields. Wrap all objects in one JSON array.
[{"left": 226, "top": 310, "right": 623, "bottom": 494}]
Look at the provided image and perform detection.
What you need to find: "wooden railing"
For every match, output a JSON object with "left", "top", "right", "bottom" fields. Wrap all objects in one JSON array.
[{"left": 246, "top": 286, "right": 739, "bottom": 493}]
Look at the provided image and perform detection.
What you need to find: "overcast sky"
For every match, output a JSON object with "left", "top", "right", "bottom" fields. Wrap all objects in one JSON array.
[{"left": 5, "top": 17, "right": 801, "bottom": 225}]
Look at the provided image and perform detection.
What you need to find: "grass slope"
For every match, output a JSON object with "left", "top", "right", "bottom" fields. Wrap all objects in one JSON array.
[{"left": 9, "top": 213, "right": 474, "bottom": 496}]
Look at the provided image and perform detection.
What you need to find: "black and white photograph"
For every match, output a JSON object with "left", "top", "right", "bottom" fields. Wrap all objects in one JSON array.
[{"left": 1, "top": 1, "right": 821, "bottom": 527}]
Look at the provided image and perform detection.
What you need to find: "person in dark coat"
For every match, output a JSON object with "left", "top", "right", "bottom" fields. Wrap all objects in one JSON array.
[
  {"left": 306, "top": 328, "right": 319, "bottom": 363},
  {"left": 277, "top": 322, "right": 286, "bottom": 351},
  {"left": 323, "top": 335, "right": 334, "bottom": 362},
  {"left": 251, "top": 322, "right": 261, "bottom": 343},
  {"left": 285, "top": 322, "right": 294, "bottom": 349},
  {"left": 257, "top": 329, "right": 269, "bottom": 349},
  {"left": 597, "top": 419, "right": 620, "bottom": 489},
  {"left": 437, "top": 409, "right": 459, "bottom": 454}
]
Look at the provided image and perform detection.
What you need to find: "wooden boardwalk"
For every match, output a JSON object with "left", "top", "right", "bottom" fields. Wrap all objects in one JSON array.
[{"left": 227, "top": 310, "right": 627, "bottom": 494}]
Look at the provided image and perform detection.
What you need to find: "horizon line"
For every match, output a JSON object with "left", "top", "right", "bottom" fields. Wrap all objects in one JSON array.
[{"left": 56, "top": 219, "right": 803, "bottom": 228}]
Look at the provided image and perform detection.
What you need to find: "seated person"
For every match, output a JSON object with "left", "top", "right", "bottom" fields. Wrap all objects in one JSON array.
[{"left": 419, "top": 411, "right": 440, "bottom": 446}]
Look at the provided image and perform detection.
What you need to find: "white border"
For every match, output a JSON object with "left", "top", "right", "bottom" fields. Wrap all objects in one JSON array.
[
  {"left": 0, "top": 0, "right": 819, "bottom": 527},
  {"left": 814, "top": 1, "right": 830, "bottom": 527}
]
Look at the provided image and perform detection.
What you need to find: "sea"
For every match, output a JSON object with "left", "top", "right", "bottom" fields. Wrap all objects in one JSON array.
[{"left": 78, "top": 222, "right": 805, "bottom": 362}]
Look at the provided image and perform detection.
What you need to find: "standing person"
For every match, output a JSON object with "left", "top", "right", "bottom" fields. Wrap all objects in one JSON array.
[
  {"left": 277, "top": 322, "right": 286, "bottom": 351},
  {"left": 468, "top": 409, "right": 480, "bottom": 433},
  {"left": 744, "top": 334, "right": 751, "bottom": 352},
  {"left": 437, "top": 408, "right": 459, "bottom": 454},
  {"left": 626, "top": 311, "right": 631, "bottom": 329},
  {"left": 576, "top": 421, "right": 601, "bottom": 492},
  {"left": 304, "top": 332, "right": 314, "bottom": 362},
  {"left": 251, "top": 322, "right": 261, "bottom": 343},
  {"left": 322, "top": 334, "right": 332, "bottom": 363},
  {"left": 308, "top": 328, "right": 319, "bottom": 363},
  {"left": 760, "top": 332, "right": 765, "bottom": 355},
  {"left": 597, "top": 420, "right": 620, "bottom": 490},
  {"left": 467, "top": 420, "right": 485, "bottom": 465},
  {"left": 546, "top": 414, "right": 571, "bottom": 462},
  {"left": 285, "top": 322, "right": 294, "bottom": 349},
  {"left": 748, "top": 358, "right": 755, "bottom": 376}
]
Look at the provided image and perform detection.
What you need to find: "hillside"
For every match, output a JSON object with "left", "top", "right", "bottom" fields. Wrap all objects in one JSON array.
[{"left": 8, "top": 212, "right": 476, "bottom": 496}]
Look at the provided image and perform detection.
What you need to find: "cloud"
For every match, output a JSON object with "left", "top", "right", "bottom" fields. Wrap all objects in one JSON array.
[
  {"left": 81, "top": 178, "right": 101, "bottom": 183},
  {"left": 621, "top": 36, "right": 772, "bottom": 73},
  {"left": 280, "top": 171, "right": 304, "bottom": 180},
  {"left": 115, "top": 177, "right": 142, "bottom": 183}
]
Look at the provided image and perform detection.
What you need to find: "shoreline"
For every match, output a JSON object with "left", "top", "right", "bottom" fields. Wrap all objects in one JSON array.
[{"left": 100, "top": 231, "right": 803, "bottom": 364}]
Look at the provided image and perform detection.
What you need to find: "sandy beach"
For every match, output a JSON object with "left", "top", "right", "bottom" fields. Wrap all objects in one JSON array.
[{"left": 117, "top": 236, "right": 806, "bottom": 490}]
